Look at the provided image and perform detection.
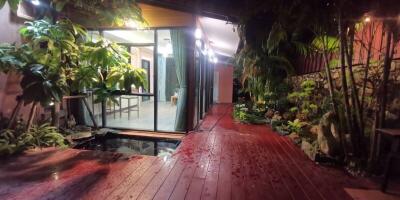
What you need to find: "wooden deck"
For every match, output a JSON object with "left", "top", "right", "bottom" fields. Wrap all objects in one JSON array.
[{"left": 0, "top": 104, "right": 399, "bottom": 200}]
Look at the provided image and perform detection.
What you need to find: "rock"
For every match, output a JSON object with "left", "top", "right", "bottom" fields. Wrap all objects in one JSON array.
[
  {"left": 282, "top": 112, "right": 292, "bottom": 120},
  {"left": 95, "top": 128, "right": 120, "bottom": 136},
  {"left": 301, "top": 140, "right": 317, "bottom": 161},
  {"left": 389, "top": 98, "right": 400, "bottom": 113},
  {"left": 69, "top": 131, "right": 92, "bottom": 140},
  {"left": 318, "top": 111, "right": 341, "bottom": 157},
  {"left": 75, "top": 125, "right": 92, "bottom": 132},
  {"left": 288, "top": 132, "right": 301, "bottom": 144},
  {"left": 385, "top": 111, "right": 398, "bottom": 121},
  {"left": 310, "top": 125, "right": 319, "bottom": 135},
  {"left": 272, "top": 111, "right": 282, "bottom": 121},
  {"left": 265, "top": 109, "right": 275, "bottom": 119}
]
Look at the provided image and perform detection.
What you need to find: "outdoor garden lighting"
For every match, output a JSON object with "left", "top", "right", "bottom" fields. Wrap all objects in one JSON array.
[
  {"left": 195, "top": 28, "right": 202, "bottom": 39},
  {"left": 31, "top": 0, "right": 40, "bottom": 5},
  {"left": 126, "top": 20, "right": 139, "bottom": 28}
]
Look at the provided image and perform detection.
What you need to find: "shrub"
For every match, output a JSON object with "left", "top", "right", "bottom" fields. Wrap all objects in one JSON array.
[
  {"left": 0, "top": 123, "right": 66, "bottom": 156},
  {"left": 287, "top": 119, "right": 305, "bottom": 133}
]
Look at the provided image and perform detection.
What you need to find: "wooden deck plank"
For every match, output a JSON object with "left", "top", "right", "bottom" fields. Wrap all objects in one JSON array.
[
  {"left": 82, "top": 156, "right": 148, "bottom": 200},
  {"left": 152, "top": 133, "right": 204, "bottom": 200},
  {"left": 136, "top": 157, "right": 178, "bottom": 200},
  {"left": 168, "top": 132, "right": 210, "bottom": 200},
  {"left": 121, "top": 157, "right": 167, "bottom": 199},
  {"left": 105, "top": 156, "right": 157, "bottom": 200},
  {"left": 216, "top": 132, "right": 232, "bottom": 200},
  {"left": 200, "top": 132, "right": 224, "bottom": 200},
  {"left": 120, "top": 130, "right": 185, "bottom": 140},
  {"left": 278, "top": 134, "right": 354, "bottom": 200},
  {"left": 0, "top": 104, "right": 396, "bottom": 200},
  {"left": 230, "top": 132, "right": 247, "bottom": 200},
  {"left": 184, "top": 133, "right": 217, "bottom": 200}
]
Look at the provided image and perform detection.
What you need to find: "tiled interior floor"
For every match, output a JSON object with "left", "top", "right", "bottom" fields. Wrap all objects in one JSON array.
[{"left": 86, "top": 96, "right": 177, "bottom": 131}]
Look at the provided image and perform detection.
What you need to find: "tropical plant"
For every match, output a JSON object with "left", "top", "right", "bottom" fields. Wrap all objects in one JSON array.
[
  {"left": 75, "top": 39, "right": 147, "bottom": 104},
  {"left": 1, "top": 19, "right": 147, "bottom": 129},
  {"left": 0, "top": 123, "right": 66, "bottom": 156},
  {"left": 287, "top": 119, "right": 305, "bottom": 133},
  {"left": 22, "top": 123, "right": 66, "bottom": 148},
  {"left": 288, "top": 80, "right": 320, "bottom": 120},
  {"left": 0, "top": 0, "right": 145, "bottom": 27}
]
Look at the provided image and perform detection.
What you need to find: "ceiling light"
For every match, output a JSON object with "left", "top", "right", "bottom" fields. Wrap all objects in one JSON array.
[
  {"left": 208, "top": 49, "right": 214, "bottom": 59},
  {"left": 31, "top": 0, "right": 40, "bottom": 5},
  {"left": 195, "top": 28, "right": 202, "bottom": 39},
  {"left": 213, "top": 57, "right": 218, "bottom": 63},
  {"left": 195, "top": 40, "right": 202, "bottom": 47}
]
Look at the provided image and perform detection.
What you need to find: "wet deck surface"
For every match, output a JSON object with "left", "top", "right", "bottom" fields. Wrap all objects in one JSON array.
[{"left": 0, "top": 104, "right": 399, "bottom": 200}]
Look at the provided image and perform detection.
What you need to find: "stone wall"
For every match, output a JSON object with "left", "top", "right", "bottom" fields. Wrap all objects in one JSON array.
[{"left": 290, "top": 60, "right": 400, "bottom": 127}]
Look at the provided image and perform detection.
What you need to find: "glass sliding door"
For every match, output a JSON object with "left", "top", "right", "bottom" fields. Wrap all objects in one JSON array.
[
  {"left": 156, "top": 29, "right": 187, "bottom": 132},
  {"left": 106, "top": 46, "right": 155, "bottom": 131},
  {"left": 82, "top": 28, "right": 189, "bottom": 133}
]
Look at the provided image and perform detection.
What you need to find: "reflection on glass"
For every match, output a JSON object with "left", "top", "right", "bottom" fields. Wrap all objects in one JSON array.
[
  {"left": 106, "top": 46, "right": 155, "bottom": 130},
  {"left": 103, "top": 30, "right": 154, "bottom": 43},
  {"left": 157, "top": 29, "right": 187, "bottom": 132}
]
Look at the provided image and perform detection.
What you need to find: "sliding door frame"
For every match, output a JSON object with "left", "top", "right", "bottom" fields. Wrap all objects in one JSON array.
[{"left": 88, "top": 26, "right": 192, "bottom": 133}]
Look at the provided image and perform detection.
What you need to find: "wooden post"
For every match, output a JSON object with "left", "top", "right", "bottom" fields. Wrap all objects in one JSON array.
[
  {"left": 101, "top": 100, "right": 107, "bottom": 127},
  {"left": 26, "top": 102, "right": 39, "bottom": 130},
  {"left": 51, "top": 102, "right": 60, "bottom": 128},
  {"left": 7, "top": 96, "right": 23, "bottom": 129}
]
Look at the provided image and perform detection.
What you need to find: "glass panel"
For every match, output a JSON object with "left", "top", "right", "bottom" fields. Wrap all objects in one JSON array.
[
  {"left": 87, "top": 31, "right": 101, "bottom": 42},
  {"left": 103, "top": 30, "right": 155, "bottom": 44},
  {"left": 105, "top": 45, "right": 155, "bottom": 130},
  {"left": 81, "top": 90, "right": 102, "bottom": 127},
  {"left": 157, "top": 29, "right": 187, "bottom": 132},
  {"left": 106, "top": 96, "right": 154, "bottom": 130}
]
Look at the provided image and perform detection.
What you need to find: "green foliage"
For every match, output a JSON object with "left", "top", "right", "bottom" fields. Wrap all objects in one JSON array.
[
  {"left": 0, "top": 44, "right": 26, "bottom": 72},
  {"left": 312, "top": 35, "right": 339, "bottom": 53},
  {"left": 1, "top": 0, "right": 145, "bottom": 27},
  {"left": 233, "top": 104, "right": 266, "bottom": 124},
  {"left": 0, "top": 123, "right": 65, "bottom": 156},
  {"left": 76, "top": 39, "right": 147, "bottom": 103},
  {"left": 20, "top": 64, "right": 66, "bottom": 106},
  {"left": 287, "top": 119, "right": 305, "bottom": 133},
  {"left": 1, "top": 19, "right": 147, "bottom": 106},
  {"left": 0, "top": 0, "right": 20, "bottom": 11},
  {"left": 288, "top": 79, "right": 320, "bottom": 120},
  {"left": 52, "top": 0, "right": 145, "bottom": 27},
  {"left": 22, "top": 123, "right": 66, "bottom": 148}
]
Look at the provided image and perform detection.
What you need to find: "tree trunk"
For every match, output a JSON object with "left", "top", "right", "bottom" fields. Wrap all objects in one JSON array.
[
  {"left": 377, "top": 24, "right": 395, "bottom": 129},
  {"left": 51, "top": 102, "right": 60, "bottom": 128},
  {"left": 360, "top": 24, "right": 375, "bottom": 111},
  {"left": 338, "top": 13, "right": 354, "bottom": 153},
  {"left": 345, "top": 24, "right": 364, "bottom": 157},
  {"left": 322, "top": 47, "right": 338, "bottom": 116},
  {"left": 369, "top": 22, "right": 396, "bottom": 171},
  {"left": 26, "top": 102, "right": 39, "bottom": 130},
  {"left": 101, "top": 100, "right": 107, "bottom": 127},
  {"left": 7, "top": 96, "right": 23, "bottom": 129}
]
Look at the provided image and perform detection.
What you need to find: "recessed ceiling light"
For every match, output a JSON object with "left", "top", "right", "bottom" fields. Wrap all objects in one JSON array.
[
  {"left": 31, "top": 0, "right": 40, "bottom": 6},
  {"left": 195, "top": 28, "right": 202, "bottom": 39}
]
